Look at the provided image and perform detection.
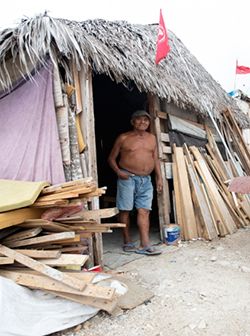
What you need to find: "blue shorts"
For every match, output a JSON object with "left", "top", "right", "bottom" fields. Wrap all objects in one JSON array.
[{"left": 116, "top": 173, "right": 153, "bottom": 211}]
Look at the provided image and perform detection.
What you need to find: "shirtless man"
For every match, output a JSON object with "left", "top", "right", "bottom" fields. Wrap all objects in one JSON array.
[{"left": 108, "top": 110, "right": 163, "bottom": 255}]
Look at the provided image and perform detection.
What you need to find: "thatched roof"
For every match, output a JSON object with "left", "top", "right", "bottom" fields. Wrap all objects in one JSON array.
[{"left": 0, "top": 14, "right": 249, "bottom": 127}]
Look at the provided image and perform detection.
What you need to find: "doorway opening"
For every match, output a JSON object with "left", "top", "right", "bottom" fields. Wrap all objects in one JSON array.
[{"left": 92, "top": 74, "right": 161, "bottom": 247}]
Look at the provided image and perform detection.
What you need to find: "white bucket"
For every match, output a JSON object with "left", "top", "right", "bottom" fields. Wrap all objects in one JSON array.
[{"left": 164, "top": 224, "right": 180, "bottom": 245}]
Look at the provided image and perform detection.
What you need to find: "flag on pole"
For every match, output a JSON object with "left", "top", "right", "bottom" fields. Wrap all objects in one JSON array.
[
  {"left": 155, "top": 9, "right": 170, "bottom": 65},
  {"left": 236, "top": 60, "right": 250, "bottom": 74}
]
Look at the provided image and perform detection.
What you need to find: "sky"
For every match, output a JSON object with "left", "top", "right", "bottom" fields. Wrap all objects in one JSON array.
[{"left": 1, "top": 0, "right": 250, "bottom": 95}]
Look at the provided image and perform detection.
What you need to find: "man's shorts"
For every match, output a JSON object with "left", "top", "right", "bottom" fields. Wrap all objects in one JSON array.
[{"left": 116, "top": 173, "right": 153, "bottom": 211}]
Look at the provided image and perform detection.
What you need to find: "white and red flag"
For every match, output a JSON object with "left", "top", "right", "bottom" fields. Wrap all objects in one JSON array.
[
  {"left": 236, "top": 60, "right": 250, "bottom": 75},
  {"left": 155, "top": 9, "right": 170, "bottom": 64}
]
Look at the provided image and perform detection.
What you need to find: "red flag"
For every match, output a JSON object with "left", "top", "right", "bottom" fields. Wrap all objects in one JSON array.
[
  {"left": 155, "top": 9, "right": 170, "bottom": 65},
  {"left": 236, "top": 60, "right": 250, "bottom": 74}
]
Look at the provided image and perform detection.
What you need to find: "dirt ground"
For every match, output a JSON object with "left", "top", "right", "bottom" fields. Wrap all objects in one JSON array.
[{"left": 55, "top": 227, "right": 250, "bottom": 336}]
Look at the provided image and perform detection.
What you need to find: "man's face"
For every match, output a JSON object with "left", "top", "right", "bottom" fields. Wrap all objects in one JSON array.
[{"left": 131, "top": 116, "right": 150, "bottom": 131}]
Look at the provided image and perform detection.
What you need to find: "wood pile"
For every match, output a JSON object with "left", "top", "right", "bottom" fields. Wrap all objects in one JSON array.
[
  {"left": 0, "top": 177, "right": 125, "bottom": 313},
  {"left": 172, "top": 111, "right": 250, "bottom": 241}
]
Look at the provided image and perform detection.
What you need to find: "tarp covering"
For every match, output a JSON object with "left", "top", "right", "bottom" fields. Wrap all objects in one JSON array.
[
  {"left": 0, "top": 276, "right": 98, "bottom": 336},
  {"left": 0, "top": 65, "right": 65, "bottom": 184},
  {"left": 0, "top": 179, "right": 49, "bottom": 212},
  {"left": 228, "top": 176, "right": 250, "bottom": 194}
]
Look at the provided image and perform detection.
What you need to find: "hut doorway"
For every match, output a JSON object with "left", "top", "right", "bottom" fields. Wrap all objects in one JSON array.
[{"left": 92, "top": 74, "right": 161, "bottom": 247}]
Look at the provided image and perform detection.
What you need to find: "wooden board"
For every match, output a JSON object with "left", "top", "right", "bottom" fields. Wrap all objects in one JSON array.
[
  {"left": 58, "top": 207, "right": 119, "bottom": 221},
  {"left": 186, "top": 162, "right": 218, "bottom": 240},
  {"left": 0, "top": 270, "right": 115, "bottom": 301},
  {"left": 0, "top": 208, "right": 44, "bottom": 229},
  {"left": 46, "top": 289, "right": 117, "bottom": 313},
  {"left": 174, "top": 146, "right": 198, "bottom": 239},
  {"left": 0, "top": 257, "right": 14, "bottom": 265},
  {"left": 190, "top": 147, "right": 237, "bottom": 235},
  {"left": 39, "top": 254, "right": 88, "bottom": 267},
  {"left": 3, "top": 227, "right": 42, "bottom": 243},
  {"left": 14, "top": 249, "right": 61, "bottom": 259},
  {"left": 4, "top": 232, "right": 76, "bottom": 248},
  {"left": 0, "top": 245, "right": 86, "bottom": 291}
]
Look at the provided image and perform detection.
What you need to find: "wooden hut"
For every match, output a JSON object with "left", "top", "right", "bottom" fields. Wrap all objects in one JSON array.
[{"left": 0, "top": 14, "right": 250, "bottom": 263}]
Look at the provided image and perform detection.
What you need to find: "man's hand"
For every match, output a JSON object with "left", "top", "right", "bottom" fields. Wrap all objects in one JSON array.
[
  {"left": 156, "top": 177, "right": 163, "bottom": 193},
  {"left": 117, "top": 170, "right": 130, "bottom": 180}
]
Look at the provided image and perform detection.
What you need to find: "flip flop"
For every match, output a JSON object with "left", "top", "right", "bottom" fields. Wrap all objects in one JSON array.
[
  {"left": 123, "top": 242, "right": 137, "bottom": 252},
  {"left": 135, "top": 246, "right": 162, "bottom": 256}
]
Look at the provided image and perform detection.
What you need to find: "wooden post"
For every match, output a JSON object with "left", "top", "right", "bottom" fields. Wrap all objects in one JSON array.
[
  {"left": 147, "top": 94, "right": 170, "bottom": 240},
  {"left": 79, "top": 65, "right": 103, "bottom": 266}
]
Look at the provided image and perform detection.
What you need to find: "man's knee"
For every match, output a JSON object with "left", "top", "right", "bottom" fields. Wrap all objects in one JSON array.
[{"left": 137, "top": 208, "right": 150, "bottom": 216}]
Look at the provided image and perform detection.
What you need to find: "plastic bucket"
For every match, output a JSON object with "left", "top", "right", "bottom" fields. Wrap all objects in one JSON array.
[{"left": 164, "top": 224, "right": 180, "bottom": 245}]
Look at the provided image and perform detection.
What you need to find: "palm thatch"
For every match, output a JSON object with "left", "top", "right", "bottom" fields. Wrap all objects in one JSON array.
[{"left": 0, "top": 14, "right": 249, "bottom": 127}]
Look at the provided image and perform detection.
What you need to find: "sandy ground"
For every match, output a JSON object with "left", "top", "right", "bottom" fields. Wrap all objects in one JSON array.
[{"left": 54, "top": 227, "right": 250, "bottom": 336}]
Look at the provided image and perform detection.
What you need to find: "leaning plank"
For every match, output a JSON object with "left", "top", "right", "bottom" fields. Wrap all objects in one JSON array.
[
  {"left": 39, "top": 254, "right": 88, "bottom": 267},
  {"left": 0, "top": 271, "right": 115, "bottom": 301},
  {"left": 0, "top": 208, "right": 44, "bottom": 229},
  {"left": 174, "top": 146, "right": 198, "bottom": 239},
  {"left": 185, "top": 162, "right": 218, "bottom": 240},
  {"left": 4, "top": 232, "right": 75, "bottom": 248},
  {"left": 0, "top": 245, "right": 85, "bottom": 291},
  {"left": 190, "top": 147, "right": 237, "bottom": 234}
]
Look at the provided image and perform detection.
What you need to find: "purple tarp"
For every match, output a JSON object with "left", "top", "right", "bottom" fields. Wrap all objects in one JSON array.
[{"left": 0, "top": 65, "right": 65, "bottom": 184}]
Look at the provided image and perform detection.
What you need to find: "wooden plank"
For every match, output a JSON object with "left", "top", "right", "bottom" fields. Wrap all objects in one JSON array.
[
  {"left": 162, "top": 145, "right": 172, "bottom": 154},
  {"left": 160, "top": 132, "right": 170, "bottom": 142},
  {"left": 174, "top": 146, "right": 198, "bottom": 239},
  {"left": 0, "top": 227, "right": 20, "bottom": 240},
  {"left": 164, "top": 162, "right": 172, "bottom": 179},
  {"left": 190, "top": 147, "right": 237, "bottom": 234},
  {"left": 41, "top": 178, "right": 93, "bottom": 194},
  {"left": 39, "top": 254, "right": 88, "bottom": 267},
  {"left": 5, "top": 268, "right": 96, "bottom": 283},
  {"left": 46, "top": 289, "right": 117, "bottom": 313},
  {"left": 0, "top": 257, "right": 14, "bottom": 265},
  {"left": 0, "top": 245, "right": 86, "bottom": 291},
  {"left": 59, "top": 207, "right": 119, "bottom": 221},
  {"left": 3, "top": 227, "right": 42, "bottom": 243},
  {"left": 14, "top": 249, "right": 61, "bottom": 259},
  {"left": 0, "top": 271, "right": 115, "bottom": 301},
  {"left": 31, "top": 199, "right": 70, "bottom": 207},
  {"left": 4, "top": 232, "right": 75, "bottom": 248},
  {"left": 185, "top": 161, "right": 218, "bottom": 240},
  {"left": 0, "top": 208, "right": 44, "bottom": 230},
  {"left": 18, "top": 221, "right": 70, "bottom": 233},
  {"left": 172, "top": 161, "right": 185, "bottom": 240}
]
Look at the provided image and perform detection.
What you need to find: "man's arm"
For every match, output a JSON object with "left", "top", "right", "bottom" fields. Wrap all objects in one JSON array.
[
  {"left": 153, "top": 137, "right": 163, "bottom": 193},
  {"left": 108, "top": 135, "right": 130, "bottom": 179},
  {"left": 108, "top": 136, "right": 122, "bottom": 175}
]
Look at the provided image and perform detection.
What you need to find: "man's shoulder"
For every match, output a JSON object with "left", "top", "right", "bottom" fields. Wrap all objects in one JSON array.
[{"left": 119, "top": 131, "right": 133, "bottom": 139}]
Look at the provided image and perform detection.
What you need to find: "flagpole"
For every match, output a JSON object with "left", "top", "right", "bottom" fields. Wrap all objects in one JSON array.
[{"left": 234, "top": 59, "right": 237, "bottom": 90}]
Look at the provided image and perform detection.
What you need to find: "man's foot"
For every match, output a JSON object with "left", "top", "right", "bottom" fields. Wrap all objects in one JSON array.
[
  {"left": 135, "top": 246, "right": 162, "bottom": 256},
  {"left": 123, "top": 242, "right": 137, "bottom": 252}
]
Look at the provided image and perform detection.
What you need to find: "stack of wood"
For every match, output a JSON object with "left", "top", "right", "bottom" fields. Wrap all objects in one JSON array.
[
  {"left": 0, "top": 177, "right": 125, "bottom": 313},
  {"left": 172, "top": 120, "right": 250, "bottom": 241}
]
